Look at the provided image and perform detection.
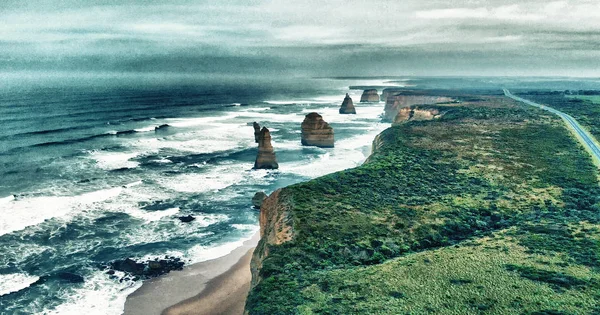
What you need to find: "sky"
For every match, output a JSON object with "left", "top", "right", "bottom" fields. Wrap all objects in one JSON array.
[{"left": 1, "top": 0, "right": 599, "bottom": 79}]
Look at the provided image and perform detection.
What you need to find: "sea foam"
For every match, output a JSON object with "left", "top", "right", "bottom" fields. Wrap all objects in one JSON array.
[
  {"left": 0, "top": 273, "right": 40, "bottom": 297},
  {"left": 0, "top": 187, "right": 123, "bottom": 236}
]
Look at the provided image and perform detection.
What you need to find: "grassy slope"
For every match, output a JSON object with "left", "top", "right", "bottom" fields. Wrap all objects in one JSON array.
[
  {"left": 518, "top": 92, "right": 600, "bottom": 140},
  {"left": 246, "top": 95, "right": 600, "bottom": 314}
]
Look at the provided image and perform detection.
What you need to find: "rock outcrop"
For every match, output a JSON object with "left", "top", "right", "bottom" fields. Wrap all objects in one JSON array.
[
  {"left": 339, "top": 93, "right": 356, "bottom": 114},
  {"left": 254, "top": 127, "right": 279, "bottom": 169},
  {"left": 250, "top": 189, "right": 295, "bottom": 287},
  {"left": 383, "top": 92, "right": 453, "bottom": 122},
  {"left": 301, "top": 113, "right": 334, "bottom": 148},
  {"left": 252, "top": 122, "right": 261, "bottom": 143},
  {"left": 252, "top": 191, "right": 268, "bottom": 209},
  {"left": 178, "top": 215, "right": 195, "bottom": 223},
  {"left": 360, "top": 89, "right": 379, "bottom": 102},
  {"left": 393, "top": 107, "right": 443, "bottom": 125}
]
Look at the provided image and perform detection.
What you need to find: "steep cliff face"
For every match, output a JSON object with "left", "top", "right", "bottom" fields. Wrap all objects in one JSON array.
[
  {"left": 250, "top": 189, "right": 295, "bottom": 287},
  {"left": 383, "top": 94, "right": 453, "bottom": 122},
  {"left": 339, "top": 93, "right": 357, "bottom": 114},
  {"left": 254, "top": 127, "right": 279, "bottom": 169},
  {"left": 360, "top": 89, "right": 379, "bottom": 102},
  {"left": 301, "top": 112, "right": 334, "bottom": 148},
  {"left": 393, "top": 107, "right": 442, "bottom": 125}
]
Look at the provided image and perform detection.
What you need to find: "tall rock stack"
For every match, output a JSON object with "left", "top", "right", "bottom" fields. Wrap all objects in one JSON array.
[
  {"left": 254, "top": 127, "right": 279, "bottom": 169},
  {"left": 360, "top": 89, "right": 379, "bottom": 102},
  {"left": 339, "top": 93, "right": 356, "bottom": 114},
  {"left": 301, "top": 113, "right": 334, "bottom": 148},
  {"left": 253, "top": 122, "right": 261, "bottom": 143}
]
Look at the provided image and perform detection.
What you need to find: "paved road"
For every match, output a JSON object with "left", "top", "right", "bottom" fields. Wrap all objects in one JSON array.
[{"left": 503, "top": 88, "right": 600, "bottom": 164}]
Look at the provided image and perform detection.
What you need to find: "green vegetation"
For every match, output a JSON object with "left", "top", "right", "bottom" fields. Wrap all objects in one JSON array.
[
  {"left": 518, "top": 91, "right": 600, "bottom": 140},
  {"left": 246, "top": 94, "right": 600, "bottom": 314},
  {"left": 567, "top": 95, "right": 600, "bottom": 105}
]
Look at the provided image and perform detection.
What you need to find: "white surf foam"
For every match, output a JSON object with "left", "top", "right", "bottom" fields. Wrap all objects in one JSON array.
[
  {"left": 133, "top": 126, "right": 156, "bottom": 133},
  {"left": 0, "top": 187, "right": 124, "bottom": 236},
  {"left": 124, "top": 207, "right": 180, "bottom": 223},
  {"left": 123, "top": 213, "right": 228, "bottom": 247},
  {"left": 41, "top": 270, "right": 141, "bottom": 315},
  {"left": 166, "top": 113, "right": 239, "bottom": 128},
  {"left": 186, "top": 225, "right": 259, "bottom": 264},
  {"left": 88, "top": 151, "right": 140, "bottom": 170},
  {"left": 0, "top": 273, "right": 40, "bottom": 297},
  {"left": 0, "top": 195, "right": 15, "bottom": 204},
  {"left": 130, "top": 122, "right": 254, "bottom": 155},
  {"left": 156, "top": 163, "right": 251, "bottom": 193},
  {"left": 123, "top": 181, "right": 143, "bottom": 188}
]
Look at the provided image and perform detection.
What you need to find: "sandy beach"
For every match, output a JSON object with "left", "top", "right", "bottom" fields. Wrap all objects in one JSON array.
[{"left": 123, "top": 233, "right": 259, "bottom": 315}]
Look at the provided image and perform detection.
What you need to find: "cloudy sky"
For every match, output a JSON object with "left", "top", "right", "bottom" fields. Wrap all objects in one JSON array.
[{"left": 1, "top": 0, "right": 599, "bottom": 78}]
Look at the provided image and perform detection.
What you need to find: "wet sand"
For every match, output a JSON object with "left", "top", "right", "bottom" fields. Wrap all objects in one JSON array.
[{"left": 123, "top": 233, "right": 259, "bottom": 315}]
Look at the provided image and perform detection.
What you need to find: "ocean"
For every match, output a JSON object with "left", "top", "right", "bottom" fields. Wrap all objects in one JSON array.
[{"left": 0, "top": 77, "right": 391, "bottom": 314}]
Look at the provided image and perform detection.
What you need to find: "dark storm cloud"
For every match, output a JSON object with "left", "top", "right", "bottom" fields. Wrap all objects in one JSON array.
[{"left": 1, "top": 0, "right": 599, "bottom": 77}]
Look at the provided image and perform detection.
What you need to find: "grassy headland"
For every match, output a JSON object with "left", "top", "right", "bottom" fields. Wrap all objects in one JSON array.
[{"left": 246, "top": 93, "right": 600, "bottom": 314}]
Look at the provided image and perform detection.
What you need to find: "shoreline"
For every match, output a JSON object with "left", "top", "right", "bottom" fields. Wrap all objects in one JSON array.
[{"left": 123, "top": 232, "right": 259, "bottom": 315}]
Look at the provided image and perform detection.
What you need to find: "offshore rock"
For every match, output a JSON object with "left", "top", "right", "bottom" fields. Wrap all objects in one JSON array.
[
  {"left": 252, "top": 191, "right": 268, "bottom": 209},
  {"left": 254, "top": 127, "right": 279, "bottom": 169},
  {"left": 252, "top": 122, "right": 261, "bottom": 143},
  {"left": 178, "top": 215, "right": 195, "bottom": 223},
  {"left": 360, "top": 89, "right": 379, "bottom": 102},
  {"left": 301, "top": 112, "right": 334, "bottom": 148},
  {"left": 339, "top": 93, "right": 356, "bottom": 114}
]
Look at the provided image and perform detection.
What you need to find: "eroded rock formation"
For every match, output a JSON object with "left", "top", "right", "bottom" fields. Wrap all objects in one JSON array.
[
  {"left": 254, "top": 127, "right": 279, "bottom": 169},
  {"left": 252, "top": 122, "right": 261, "bottom": 143},
  {"left": 393, "top": 107, "right": 443, "bottom": 125},
  {"left": 360, "top": 89, "right": 379, "bottom": 102},
  {"left": 339, "top": 93, "right": 356, "bottom": 114},
  {"left": 252, "top": 191, "right": 268, "bottom": 209},
  {"left": 383, "top": 93, "right": 453, "bottom": 122},
  {"left": 301, "top": 112, "right": 334, "bottom": 148}
]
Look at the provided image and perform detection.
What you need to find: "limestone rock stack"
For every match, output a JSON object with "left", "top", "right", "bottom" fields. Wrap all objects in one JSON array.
[
  {"left": 360, "top": 89, "right": 379, "bottom": 102},
  {"left": 254, "top": 127, "right": 279, "bottom": 169},
  {"left": 301, "top": 113, "right": 334, "bottom": 148},
  {"left": 339, "top": 93, "right": 356, "bottom": 114},
  {"left": 253, "top": 122, "right": 261, "bottom": 143}
]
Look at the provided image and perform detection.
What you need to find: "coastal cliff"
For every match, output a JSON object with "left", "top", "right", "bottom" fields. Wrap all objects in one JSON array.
[
  {"left": 250, "top": 189, "right": 294, "bottom": 288},
  {"left": 393, "top": 106, "right": 443, "bottom": 125},
  {"left": 246, "top": 96, "right": 600, "bottom": 314},
  {"left": 383, "top": 93, "right": 453, "bottom": 122}
]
